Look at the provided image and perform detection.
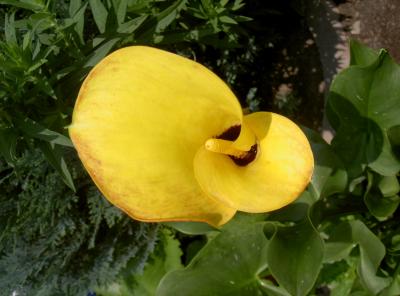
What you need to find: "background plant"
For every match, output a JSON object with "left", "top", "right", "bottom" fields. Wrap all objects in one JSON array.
[
  {"left": 1, "top": 0, "right": 399, "bottom": 296},
  {"left": 0, "top": 0, "right": 251, "bottom": 295}
]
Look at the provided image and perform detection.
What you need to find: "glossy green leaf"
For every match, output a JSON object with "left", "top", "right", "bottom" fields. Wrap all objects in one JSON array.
[
  {"left": 388, "top": 125, "right": 400, "bottom": 160},
  {"left": 328, "top": 48, "right": 400, "bottom": 177},
  {"left": 350, "top": 39, "right": 379, "bottom": 67},
  {"left": 378, "top": 175, "right": 400, "bottom": 197},
  {"left": 157, "top": 218, "right": 268, "bottom": 296},
  {"left": 364, "top": 191, "right": 400, "bottom": 219},
  {"left": 259, "top": 280, "right": 291, "bottom": 296},
  {"left": 267, "top": 217, "right": 324, "bottom": 296},
  {"left": 303, "top": 127, "right": 347, "bottom": 200},
  {"left": 324, "top": 221, "right": 390, "bottom": 294},
  {"left": 380, "top": 274, "right": 400, "bottom": 296},
  {"left": 268, "top": 191, "right": 314, "bottom": 223},
  {"left": 364, "top": 172, "right": 400, "bottom": 219},
  {"left": 388, "top": 125, "right": 400, "bottom": 146},
  {"left": 164, "top": 221, "right": 218, "bottom": 235}
]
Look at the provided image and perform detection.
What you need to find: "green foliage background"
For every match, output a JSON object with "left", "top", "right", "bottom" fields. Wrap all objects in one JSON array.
[{"left": 0, "top": 1, "right": 400, "bottom": 296}]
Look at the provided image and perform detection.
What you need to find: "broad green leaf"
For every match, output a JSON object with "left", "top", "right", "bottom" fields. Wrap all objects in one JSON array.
[
  {"left": 364, "top": 191, "right": 400, "bottom": 219},
  {"left": 388, "top": 125, "right": 400, "bottom": 146},
  {"left": 259, "top": 280, "right": 291, "bottom": 296},
  {"left": 38, "top": 142, "right": 75, "bottom": 191},
  {"left": 328, "top": 47, "right": 400, "bottom": 177},
  {"left": 156, "top": 218, "right": 269, "bottom": 296},
  {"left": 324, "top": 221, "right": 390, "bottom": 294},
  {"left": 350, "top": 39, "right": 379, "bottom": 67},
  {"left": 303, "top": 127, "right": 347, "bottom": 200},
  {"left": 380, "top": 274, "right": 400, "bottom": 296},
  {"left": 378, "top": 175, "right": 400, "bottom": 197},
  {"left": 388, "top": 125, "right": 400, "bottom": 159},
  {"left": 267, "top": 217, "right": 324, "bottom": 296},
  {"left": 164, "top": 221, "right": 218, "bottom": 235},
  {"left": 14, "top": 116, "right": 73, "bottom": 147},
  {"left": 268, "top": 191, "right": 314, "bottom": 223},
  {"left": 364, "top": 172, "right": 400, "bottom": 219},
  {"left": 89, "top": 0, "right": 108, "bottom": 33},
  {"left": 352, "top": 221, "right": 391, "bottom": 294}
]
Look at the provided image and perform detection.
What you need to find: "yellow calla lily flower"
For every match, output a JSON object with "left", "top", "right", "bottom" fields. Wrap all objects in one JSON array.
[{"left": 69, "top": 46, "right": 313, "bottom": 227}]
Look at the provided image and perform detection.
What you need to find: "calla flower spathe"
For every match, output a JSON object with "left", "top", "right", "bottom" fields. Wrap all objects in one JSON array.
[{"left": 69, "top": 46, "right": 313, "bottom": 227}]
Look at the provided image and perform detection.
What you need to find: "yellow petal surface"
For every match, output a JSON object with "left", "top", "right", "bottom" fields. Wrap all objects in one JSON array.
[
  {"left": 70, "top": 46, "right": 242, "bottom": 226},
  {"left": 194, "top": 112, "right": 314, "bottom": 212}
]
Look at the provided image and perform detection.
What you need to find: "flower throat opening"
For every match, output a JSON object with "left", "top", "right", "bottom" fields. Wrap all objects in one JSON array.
[{"left": 206, "top": 125, "right": 258, "bottom": 166}]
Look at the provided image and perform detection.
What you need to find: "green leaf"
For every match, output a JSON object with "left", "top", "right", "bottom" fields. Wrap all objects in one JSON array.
[
  {"left": 219, "top": 15, "right": 238, "bottom": 24},
  {"left": 380, "top": 274, "right": 400, "bottom": 296},
  {"left": 97, "top": 229, "right": 184, "bottom": 296},
  {"left": 259, "top": 280, "right": 291, "bottom": 296},
  {"left": 117, "top": 15, "right": 148, "bottom": 34},
  {"left": 111, "top": 0, "right": 128, "bottom": 25},
  {"left": 388, "top": 125, "right": 400, "bottom": 146},
  {"left": 0, "top": 127, "right": 18, "bottom": 165},
  {"left": 268, "top": 191, "right": 314, "bottom": 223},
  {"left": 319, "top": 259, "right": 357, "bottom": 296},
  {"left": 324, "top": 221, "right": 390, "bottom": 294},
  {"left": 364, "top": 190, "right": 400, "bottom": 219},
  {"left": 14, "top": 116, "right": 73, "bottom": 147},
  {"left": 303, "top": 127, "right": 347, "bottom": 200},
  {"left": 68, "top": 0, "right": 87, "bottom": 43},
  {"left": 4, "top": 13, "right": 17, "bottom": 45},
  {"left": 388, "top": 125, "right": 400, "bottom": 159},
  {"left": 155, "top": 0, "right": 187, "bottom": 32},
  {"left": 84, "top": 38, "right": 120, "bottom": 67},
  {"left": 267, "top": 217, "right": 324, "bottom": 296},
  {"left": 328, "top": 47, "right": 400, "bottom": 177},
  {"left": 156, "top": 218, "right": 269, "bottom": 295},
  {"left": 350, "top": 39, "right": 379, "bottom": 67},
  {"left": 131, "top": 229, "right": 182, "bottom": 296},
  {"left": 378, "top": 175, "right": 400, "bottom": 197},
  {"left": 89, "top": 0, "right": 108, "bottom": 33},
  {"left": 164, "top": 221, "right": 218, "bottom": 235},
  {"left": 0, "top": 0, "right": 45, "bottom": 11},
  {"left": 38, "top": 142, "right": 75, "bottom": 191},
  {"left": 364, "top": 172, "right": 400, "bottom": 219}
]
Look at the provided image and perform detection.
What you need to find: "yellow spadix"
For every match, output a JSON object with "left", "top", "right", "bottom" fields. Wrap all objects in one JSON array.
[{"left": 69, "top": 46, "right": 314, "bottom": 227}]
